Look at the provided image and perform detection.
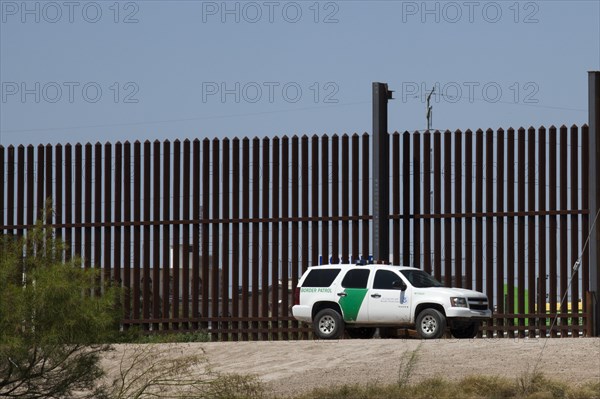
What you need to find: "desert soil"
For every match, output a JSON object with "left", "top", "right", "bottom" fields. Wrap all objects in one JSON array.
[{"left": 103, "top": 338, "right": 600, "bottom": 397}]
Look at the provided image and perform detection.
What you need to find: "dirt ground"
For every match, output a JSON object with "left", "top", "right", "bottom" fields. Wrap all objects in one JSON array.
[{"left": 102, "top": 338, "right": 600, "bottom": 397}]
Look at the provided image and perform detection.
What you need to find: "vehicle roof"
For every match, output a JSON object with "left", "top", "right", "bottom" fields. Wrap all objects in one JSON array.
[{"left": 308, "top": 263, "right": 420, "bottom": 272}]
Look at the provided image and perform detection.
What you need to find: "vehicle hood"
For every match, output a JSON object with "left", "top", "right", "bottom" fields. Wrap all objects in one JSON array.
[{"left": 416, "top": 287, "right": 488, "bottom": 298}]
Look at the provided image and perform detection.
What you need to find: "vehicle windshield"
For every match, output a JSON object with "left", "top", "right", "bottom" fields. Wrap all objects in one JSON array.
[{"left": 400, "top": 270, "right": 444, "bottom": 288}]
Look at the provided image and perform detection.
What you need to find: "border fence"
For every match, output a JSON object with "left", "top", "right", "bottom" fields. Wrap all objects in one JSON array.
[{"left": 0, "top": 124, "right": 595, "bottom": 339}]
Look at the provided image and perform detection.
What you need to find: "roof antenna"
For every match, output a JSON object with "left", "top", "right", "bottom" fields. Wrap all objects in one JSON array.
[{"left": 426, "top": 87, "right": 435, "bottom": 130}]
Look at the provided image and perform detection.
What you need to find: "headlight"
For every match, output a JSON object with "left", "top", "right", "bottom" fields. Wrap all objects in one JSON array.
[{"left": 450, "top": 297, "right": 468, "bottom": 308}]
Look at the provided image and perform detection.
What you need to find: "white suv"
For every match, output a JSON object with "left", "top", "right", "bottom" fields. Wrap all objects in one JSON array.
[{"left": 292, "top": 263, "right": 492, "bottom": 339}]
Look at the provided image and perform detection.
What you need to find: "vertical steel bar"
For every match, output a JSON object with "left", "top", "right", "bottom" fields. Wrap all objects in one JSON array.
[
  {"left": 212, "top": 138, "right": 220, "bottom": 339},
  {"left": 454, "top": 130, "right": 462, "bottom": 287},
  {"left": 403, "top": 131, "right": 411, "bottom": 266},
  {"left": 272, "top": 137, "right": 280, "bottom": 338},
  {"left": 291, "top": 136, "right": 299, "bottom": 338},
  {"left": 423, "top": 132, "right": 431, "bottom": 274},
  {"left": 26, "top": 145, "right": 34, "bottom": 232},
  {"left": 64, "top": 144, "right": 72, "bottom": 259},
  {"left": 538, "top": 127, "right": 547, "bottom": 337},
  {"left": 181, "top": 139, "right": 191, "bottom": 329},
  {"left": 507, "top": 128, "right": 516, "bottom": 337},
  {"left": 242, "top": 137, "right": 250, "bottom": 340},
  {"left": 74, "top": 144, "right": 82, "bottom": 258},
  {"left": 362, "top": 133, "right": 369, "bottom": 261},
  {"left": 486, "top": 128, "right": 494, "bottom": 337},
  {"left": 496, "top": 128, "right": 505, "bottom": 337},
  {"left": 202, "top": 139, "right": 210, "bottom": 331},
  {"left": 581, "top": 125, "right": 590, "bottom": 335},
  {"left": 350, "top": 133, "right": 361, "bottom": 263},
  {"left": 281, "top": 136, "right": 289, "bottom": 339},
  {"left": 570, "top": 125, "right": 579, "bottom": 336},
  {"left": 152, "top": 140, "right": 161, "bottom": 330},
  {"left": 465, "top": 130, "right": 473, "bottom": 289},
  {"left": 0, "top": 146, "right": 4, "bottom": 233},
  {"left": 560, "top": 125, "right": 568, "bottom": 336},
  {"left": 588, "top": 72, "right": 600, "bottom": 337},
  {"left": 94, "top": 142, "right": 102, "bottom": 294},
  {"left": 84, "top": 143, "right": 92, "bottom": 272},
  {"left": 54, "top": 144, "right": 62, "bottom": 239},
  {"left": 172, "top": 140, "right": 181, "bottom": 330},
  {"left": 517, "top": 128, "right": 526, "bottom": 337},
  {"left": 252, "top": 137, "right": 260, "bottom": 340},
  {"left": 182, "top": 140, "right": 191, "bottom": 330},
  {"left": 143, "top": 141, "right": 151, "bottom": 329},
  {"left": 393, "top": 132, "right": 400, "bottom": 265},
  {"left": 162, "top": 140, "right": 171, "bottom": 330},
  {"left": 321, "top": 136, "right": 329, "bottom": 264},
  {"left": 331, "top": 135, "right": 339, "bottom": 264},
  {"left": 475, "top": 130, "right": 484, "bottom": 294},
  {"left": 341, "top": 134, "right": 349, "bottom": 264},
  {"left": 221, "top": 138, "right": 230, "bottom": 338},
  {"left": 124, "top": 142, "right": 132, "bottom": 325},
  {"left": 114, "top": 143, "right": 122, "bottom": 289},
  {"left": 104, "top": 143, "right": 112, "bottom": 286},
  {"left": 36, "top": 144, "right": 44, "bottom": 222},
  {"left": 549, "top": 126, "right": 558, "bottom": 337},
  {"left": 262, "top": 137, "right": 270, "bottom": 340},
  {"left": 413, "top": 132, "right": 421, "bottom": 269},
  {"left": 45, "top": 144, "right": 52, "bottom": 225},
  {"left": 232, "top": 138, "right": 240, "bottom": 340},
  {"left": 301, "top": 136, "right": 309, "bottom": 338},
  {"left": 444, "top": 130, "right": 452, "bottom": 286},
  {"left": 312, "top": 135, "right": 320, "bottom": 266},
  {"left": 527, "top": 127, "right": 536, "bottom": 337},
  {"left": 433, "top": 131, "right": 441, "bottom": 280},
  {"left": 7, "top": 146, "right": 15, "bottom": 236},
  {"left": 192, "top": 139, "right": 201, "bottom": 330}
]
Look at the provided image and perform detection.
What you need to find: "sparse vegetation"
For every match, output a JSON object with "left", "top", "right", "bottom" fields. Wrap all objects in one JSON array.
[
  {"left": 295, "top": 374, "right": 600, "bottom": 399},
  {"left": 99, "top": 344, "right": 264, "bottom": 399}
]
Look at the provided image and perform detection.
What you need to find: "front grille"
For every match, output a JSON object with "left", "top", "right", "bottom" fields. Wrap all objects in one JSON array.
[{"left": 467, "top": 297, "right": 489, "bottom": 311}]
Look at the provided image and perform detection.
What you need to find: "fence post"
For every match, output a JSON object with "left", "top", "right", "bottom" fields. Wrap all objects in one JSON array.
[
  {"left": 589, "top": 71, "right": 600, "bottom": 337},
  {"left": 372, "top": 82, "right": 393, "bottom": 263}
]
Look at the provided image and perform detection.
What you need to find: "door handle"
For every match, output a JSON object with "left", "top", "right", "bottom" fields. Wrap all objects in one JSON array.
[
  {"left": 371, "top": 293, "right": 381, "bottom": 298},
  {"left": 337, "top": 292, "right": 347, "bottom": 297}
]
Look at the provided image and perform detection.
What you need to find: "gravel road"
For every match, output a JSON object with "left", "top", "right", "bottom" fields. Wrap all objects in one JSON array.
[{"left": 103, "top": 338, "right": 599, "bottom": 397}]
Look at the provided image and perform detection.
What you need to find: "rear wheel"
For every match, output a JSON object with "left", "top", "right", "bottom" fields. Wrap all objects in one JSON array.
[
  {"left": 451, "top": 322, "right": 480, "bottom": 339},
  {"left": 313, "top": 308, "right": 345, "bottom": 339},
  {"left": 346, "top": 327, "right": 376, "bottom": 339},
  {"left": 416, "top": 308, "right": 446, "bottom": 339}
]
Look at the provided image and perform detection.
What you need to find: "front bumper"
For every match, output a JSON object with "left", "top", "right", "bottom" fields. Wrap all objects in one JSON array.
[{"left": 446, "top": 307, "right": 492, "bottom": 319}]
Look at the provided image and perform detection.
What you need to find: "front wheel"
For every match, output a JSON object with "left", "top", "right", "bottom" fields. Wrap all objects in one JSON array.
[
  {"left": 313, "top": 308, "right": 345, "bottom": 339},
  {"left": 451, "top": 322, "right": 480, "bottom": 339},
  {"left": 416, "top": 308, "right": 446, "bottom": 339}
]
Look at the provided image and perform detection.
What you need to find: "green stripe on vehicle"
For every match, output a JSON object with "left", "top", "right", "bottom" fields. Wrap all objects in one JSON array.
[{"left": 339, "top": 288, "right": 368, "bottom": 322}]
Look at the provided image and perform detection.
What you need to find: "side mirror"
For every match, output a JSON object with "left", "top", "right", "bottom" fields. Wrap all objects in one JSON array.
[{"left": 392, "top": 280, "right": 407, "bottom": 291}]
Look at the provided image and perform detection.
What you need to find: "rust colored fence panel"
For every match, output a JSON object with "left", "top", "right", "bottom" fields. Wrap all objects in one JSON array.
[{"left": 0, "top": 125, "right": 593, "bottom": 338}]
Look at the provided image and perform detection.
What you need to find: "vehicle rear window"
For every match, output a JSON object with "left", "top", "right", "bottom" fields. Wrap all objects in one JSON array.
[
  {"left": 341, "top": 269, "right": 370, "bottom": 289},
  {"left": 302, "top": 268, "right": 341, "bottom": 288}
]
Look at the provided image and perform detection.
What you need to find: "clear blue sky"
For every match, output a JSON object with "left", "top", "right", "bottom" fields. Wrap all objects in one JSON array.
[{"left": 1, "top": 0, "right": 599, "bottom": 146}]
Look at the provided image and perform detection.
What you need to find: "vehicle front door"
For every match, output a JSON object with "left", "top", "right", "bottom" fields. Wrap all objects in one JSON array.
[{"left": 367, "top": 270, "right": 412, "bottom": 323}]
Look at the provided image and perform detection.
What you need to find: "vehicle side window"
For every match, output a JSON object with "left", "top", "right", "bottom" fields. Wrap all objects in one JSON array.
[
  {"left": 341, "top": 269, "right": 370, "bottom": 289},
  {"left": 373, "top": 270, "right": 401, "bottom": 290},
  {"left": 302, "top": 269, "right": 341, "bottom": 287}
]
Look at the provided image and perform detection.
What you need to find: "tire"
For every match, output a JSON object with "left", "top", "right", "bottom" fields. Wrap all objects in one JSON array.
[
  {"left": 379, "top": 327, "right": 399, "bottom": 339},
  {"left": 313, "top": 308, "right": 345, "bottom": 339},
  {"left": 416, "top": 308, "right": 446, "bottom": 339},
  {"left": 451, "top": 322, "right": 480, "bottom": 339},
  {"left": 346, "top": 327, "right": 376, "bottom": 339}
]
